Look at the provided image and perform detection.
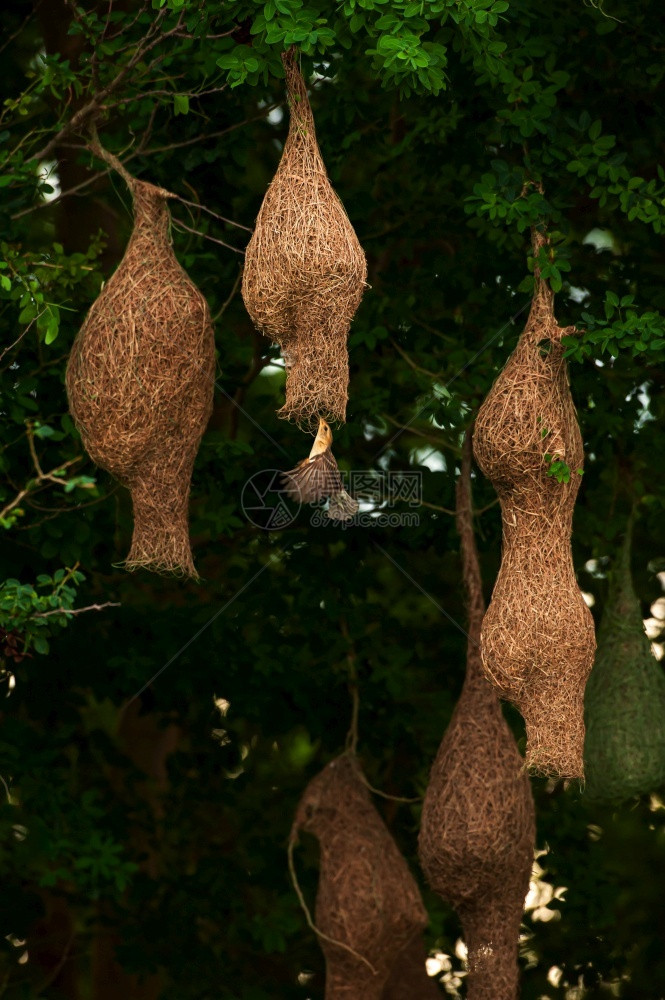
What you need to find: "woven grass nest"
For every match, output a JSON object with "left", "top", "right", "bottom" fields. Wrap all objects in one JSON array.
[
  {"left": 242, "top": 47, "right": 367, "bottom": 429},
  {"left": 584, "top": 517, "right": 665, "bottom": 802},
  {"left": 66, "top": 143, "right": 215, "bottom": 578},
  {"left": 473, "top": 230, "right": 596, "bottom": 778},
  {"left": 291, "top": 753, "right": 428, "bottom": 999},
  {"left": 381, "top": 936, "right": 441, "bottom": 1000},
  {"left": 419, "top": 431, "right": 535, "bottom": 1000}
]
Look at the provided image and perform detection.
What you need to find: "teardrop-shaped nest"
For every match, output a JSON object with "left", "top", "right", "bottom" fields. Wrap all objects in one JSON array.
[
  {"left": 242, "top": 48, "right": 367, "bottom": 429},
  {"left": 419, "top": 432, "right": 535, "bottom": 1000},
  {"left": 66, "top": 177, "right": 215, "bottom": 577},
  {"left": 584, "top": 518, "right": 665, "bottom": 801},
  {"left": 292, "top": 754, "right": 427, "bottom": 999},
  {"left": 473, "top": 231, "right": 595, "bottom": 778}
]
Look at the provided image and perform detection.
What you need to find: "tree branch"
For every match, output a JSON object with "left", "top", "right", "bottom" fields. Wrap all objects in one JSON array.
[
  {"left": 390, "top": 338, "right": 445, "bottom": 379},
  {"left": 33, "top": 601, "right": 120, "bottom": 618},
  {"left": 31, "top": 10, "right": 183, "bottom": 162},
  {"left": 0, "top": 425, "right": 82, "bottom": 524},
  {"left": 176, "top": 196, "right": 253, "bottom": 232},
  {"left": 213, "top": 267, "right": 243, "bottom": 323},
  {"left": 170, "top": 217, "right": 245, "bottom": 254},
  {"left": 13, "top": 112, "right": 279, "bottom": 221}
]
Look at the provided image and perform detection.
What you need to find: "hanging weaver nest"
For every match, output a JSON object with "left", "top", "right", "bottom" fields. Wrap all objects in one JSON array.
[
  {"left": 419, "top": 430, "right": 535, "bottom": 1000},
  {"left": 584, "top": 517, "right": 665, "bottom": 802},
  {"left": 242, "top": 48, "right": 367, "bottom": 429},
  {"left": 472, "top": 230, "right": 596, "bottom": 778},
  {"left": 66, "top": 140, "right": 215, "bottom": 578},
  {"left": 381, "top": 935, "right": 441, "bottom": 1000},
  {"left": 291, "top": 754, "right": 428, "bottom": 999}
]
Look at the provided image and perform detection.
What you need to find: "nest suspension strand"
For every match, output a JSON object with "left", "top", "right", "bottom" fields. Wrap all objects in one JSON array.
[
  {"left": 419, "top": 430, "right": 535, "bottom": 1000},
  {"left": 473, "top": 230, "right": 596, "bottom": 778},
  {"left": 66, "top": 138, "right": 215, "bottom": 577},
  {"left": 242, "top": 48, "right": 367, "bottom": 429}
]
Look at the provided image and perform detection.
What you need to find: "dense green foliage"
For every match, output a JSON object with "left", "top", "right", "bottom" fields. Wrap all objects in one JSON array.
[{"left": 1, "top": 0, "right": 665, "bottom": 997}]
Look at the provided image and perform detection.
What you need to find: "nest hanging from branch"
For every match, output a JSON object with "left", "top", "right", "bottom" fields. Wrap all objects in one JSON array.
[
  {"left": 291, "top": 754, "right": 428, "bottom": 999},
  {"left": 472, "top": 230, "right": 595, "bottom": 777},
  {"left": 419, "top": 430, "right": 535, "bottom": 1000},
  {"left": 242, "top": 48, "right": 367, "bottom": 429},
  {"left": 66, "top": 140, "right": 215, "bottom": 577},
  {"left": 584, "top": 517, "right": 665, "bottom": 802}
]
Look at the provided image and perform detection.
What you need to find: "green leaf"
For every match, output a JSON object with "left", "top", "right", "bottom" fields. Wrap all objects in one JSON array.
[
  {"left": 173, "top": 94, "right": 189, "bottom": 116},
  {"left": 33, "top": 424, "right": 55, "bottom": 439},
  {"left": 32, "top": 635, "right": 49, "bottom": 655}
]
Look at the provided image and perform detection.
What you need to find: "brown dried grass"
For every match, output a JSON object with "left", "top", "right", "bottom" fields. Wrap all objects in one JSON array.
[
  {"left": 242, "top": 48, "right": 367, "bottom": 429},
  {"left": 419, "top": 430, "right": 535, "bottom": 1000},
  {"left": 66, "top": 148, "right": 215, "bottom": 577},
  {"left": 381, "top": 935, "right": 441, "bottom": 1000},
  {"left": 472, "top": 231, "right": 596, "bottom": 777},
  {"left": 291, "top": 754, "right": 428, "bottom": 999}
]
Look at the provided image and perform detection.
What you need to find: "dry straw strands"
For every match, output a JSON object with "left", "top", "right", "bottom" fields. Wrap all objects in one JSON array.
[
  {"left": 584, "top": 517, "right": 665, "bottom": 802},
  {"left": 66, "top": 138, "right": 215, "bottom": 577},
  {"left": 291, "top": 754, "right": 428, "bottom": 999},
  {"left": 419, "top": 430, "right": 535, "bottom": 1000},
  {"left": 473, "top": 230, "right": 595, "bottom": 777},
  {"left": 242, "top": 48, "right": 367, "bottom": 428},
  {"left": 381, "top": 936, "right": 441, "bottom": 1000}
]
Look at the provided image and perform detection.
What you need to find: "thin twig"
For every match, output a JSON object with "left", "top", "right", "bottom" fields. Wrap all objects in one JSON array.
[
  {"left": 380, "top": 414, "right": 462, "bottom": 454},
  {"left": 98, "top": 83, "right": 229, "bottom": 112},
  {"left": 0, "top": 317, "right": 37, "bottom": 363},
  {"left": 33, "top": 601, "right": 120, "bottom": 618},
  {"left": 419, "top": 499, "right": 456, "bottom": 515},
  {"left": 347, "top": 747, "right": 423, "bottom": 803},
  {"left": 0, "top": 3, "right": 42, "bottom": 56},
  {"left": 0, "top": 426, "right": 82, "bottom": 523},
  {"left": 390, "top": 338, "right": 445, "bottom": 379},
  {"left": 31, "top": 10, "right": 182, "bottom": 162},
  {"left": 135, "top": 102, "right": 159, "bottom": 155},
  {"left": 413, "top": 315, "right": 458, "bottom": 344},
  {"left": 171, "top": 217, "right": 245, "bottom": 254},
  {"left": 212, "top": 268, "right": 242, "bottom": 323},
  {"left": 287, "top": 837, "right": 378, "bottom": 975},
  {"left": 175, "top": 195, "right": 253, "bottom": 232},
  {"left": 141, "top": 108, "right": 282, "bottom": 155},
  {"left": 174, "top": 28, "right": 236, "bottom": 39},
  {"left": 0, "top": 774, "right": 12, "bottom": 802},
  {"left": 12, "top": 113, "right": 281, "bottom": 220},
  {"left": 33, "top": 929, "right": 76, "bottom": 995}
]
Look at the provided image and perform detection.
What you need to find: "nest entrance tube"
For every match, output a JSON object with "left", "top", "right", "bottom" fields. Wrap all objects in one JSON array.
[
  {"left": 242, "top": 48, "right": 367, "bottom": 429},
  {"left": 66, "top": 155, "right": 215, "bottom": 578},
  {"left": 472, "top": 230, "right": 595, "bottom": 777},
  {"left": 584, "top": 517, "right": 665, "bottom": 802},
  {"left": 291, "top": 754, "right": 428, "bottom": 999},
  {"left": 418, "top": 430, "right": 535, "bottom": 1000}
]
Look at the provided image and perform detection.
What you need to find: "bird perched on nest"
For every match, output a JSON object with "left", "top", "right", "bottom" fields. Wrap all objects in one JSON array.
[{"left": 282, "top": 418, "right": 359, "bottom": 521}]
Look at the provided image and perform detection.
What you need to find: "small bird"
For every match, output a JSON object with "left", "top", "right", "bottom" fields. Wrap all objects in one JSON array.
[{"left": 282, "top": 418, "right": 359, "bottom": 521}]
